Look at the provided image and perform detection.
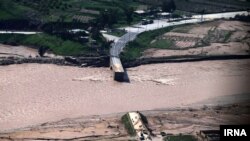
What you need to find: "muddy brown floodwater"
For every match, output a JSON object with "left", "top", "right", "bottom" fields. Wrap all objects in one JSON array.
[{"left": 0, "top": 59, "right": 250, "bottom": 132}]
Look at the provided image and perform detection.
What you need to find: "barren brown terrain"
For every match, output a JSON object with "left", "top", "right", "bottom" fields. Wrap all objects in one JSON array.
[
  {"left": 0, "top": 103, "right": 249, "bottom": 141},
  {"left": 0, "top": 44, "right": 60, "bottom": 58},
  {"left": 144, "top": 20, "right": 250, "bottom": 57}
]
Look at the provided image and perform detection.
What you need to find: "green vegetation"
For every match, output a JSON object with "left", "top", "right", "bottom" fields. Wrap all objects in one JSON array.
[
  {"left": 121, "top": 27, "right": 174, "bottom": 61},
  {"left": 0, "top": 0, "right": 33, "bottom": 20},
  {"left": 162, "top": 0, "right": 176, "bottom": 13},
  {"left": 0, "top": 0, "right": 78, "bottom": 22},
  {"left": 1, "top": 0, "right": 249, "bottom": 23},
  {"left": 151, "top": 39, "right": 173, "bottom": 49},
  {"left": 171, "top": 26, "right": 191, "bottom": 33},
  {"left": 1, "top": 0, "right": 248, "bottom": 58},
  {"left": 0, "top": 0, "right": 145, "bottom": 24},
  {"left": 223, "top": 31, "right": 233, "bottom": 42},
  {"left": 203, "top": 28, "right": 234, "bottom": 45},
  {"left": 121, "top": 114, "right": 136, "bottom": 136},
  {"left": 0, "top": 0, "right": 148, "bottom": 57},
  {"left": 0, "top": 34, "right": 93, "bottom": 56},
  {"left": 164, "top": 135, "right": 197, "bottom": 141}
]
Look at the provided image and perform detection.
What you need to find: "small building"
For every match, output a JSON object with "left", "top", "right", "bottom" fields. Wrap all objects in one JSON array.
[
  {"left": 157, "top": 12, "right": 171, "bottom": 18},
  {"left": 198, "top": 130, "right": 220, "bottom": 141},
  {"left": 68, "top": 29, "right": 89, "bottom": 34},
  {"left": 128, "top": 112, "right": 152, "bottom": 141},
  {"left": 134, "top": 10, "right": 146, "bottom": 15},
  {"left": 80, "top": 8, "right": 100, "bottom": 15}
]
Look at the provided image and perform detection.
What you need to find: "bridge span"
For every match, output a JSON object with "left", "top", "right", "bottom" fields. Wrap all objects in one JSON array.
[{"left": 110, "top": 31, "right": 138, "bottom": 81}]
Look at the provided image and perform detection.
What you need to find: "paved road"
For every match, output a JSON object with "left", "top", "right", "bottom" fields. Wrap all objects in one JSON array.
[
  {"left": 109, "top": 11, "right": 249, "bottom": 72},
  {"left": 0, "top": 31, "right": 41, "bottom": 34},
  {"left": 110, "top": 32, "right": 138, "bottom": 57},
  {"left": 123, "top": 11, "right": 249, "bottom": 33}
]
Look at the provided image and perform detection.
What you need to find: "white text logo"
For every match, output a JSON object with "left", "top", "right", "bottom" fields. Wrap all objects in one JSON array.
[{"left": 224, "top": 129, "right": 247, "bottom": 136}]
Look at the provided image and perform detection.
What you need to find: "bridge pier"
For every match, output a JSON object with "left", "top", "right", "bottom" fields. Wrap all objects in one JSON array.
[
  {"left": 110, "top": 57, "right": 125, "bottom": 82},
  {"left": 114, "top": 72, "right": 125, "bottom": 82}
]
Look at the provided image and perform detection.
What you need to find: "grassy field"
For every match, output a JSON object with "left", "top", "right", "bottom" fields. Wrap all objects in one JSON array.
[
  {"left": 0, "top": 0, "right": 33, "bottom": 20},
  {"left": 1, "top": 0, "right": 249, "bottom": 24},
  {"left": 121, "top": 18, "right": 247, "bottom": 61},
  {"left": 121, "top": 26, "right": 174, "bottom": 61},
  {"left": 0, "top": 0, "right": 145, "bottom": 23},
  {"left": 0, "top": 33, "right": 94, "bottom": 56},
  {"left": 151, "top": 39, "right": 173, "bottom": 49},
  {"left": 0, "top": 0, "right": 147, "bottom": 56}
]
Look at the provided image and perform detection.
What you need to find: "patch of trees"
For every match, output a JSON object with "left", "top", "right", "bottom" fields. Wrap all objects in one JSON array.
[
  {"left": 124, "top": 7, "right": 134, "bottom": 25},
  {"left": 13, "top": 0, "right": 72, "bottom": 14},
  {"left": 56, "top": 31, "right": 89, "bottom": 43},
  {"left": 161, "top": 0, "right": 176, "bottom": 13},
  {"left": 233, "top": 14, "right": 250, "bottom": 22},
  {"left": 0, "top": 19, "right": 40, "bottom": 31},
  {"left": 96, "top": 8, "right": 119, "bottom": 28},
  {"left": 41, "top": 22, "right": 88, "bottom": 33},
  {"left": 40, "top": 21, "right": 91, "bottom": 43},
  {"left": 0, "top": 20, "right": 90, "bottom": 45},
  {"left": 93, "top": 3, "right": 135, "bottom": 29}
]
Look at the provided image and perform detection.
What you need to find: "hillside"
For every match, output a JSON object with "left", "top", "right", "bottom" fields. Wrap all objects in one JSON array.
[
  {"left": 139, "top": 0, "right": 250, "bottom": 13},
  {"left": 0, "top": 0, "right": 146, "bottom": 56},
  {"left": 0, "top": 0, "right": 143, "bottom": 23},
  {"left": 1, "top": 0, "right": 249, "bottom": 23}
]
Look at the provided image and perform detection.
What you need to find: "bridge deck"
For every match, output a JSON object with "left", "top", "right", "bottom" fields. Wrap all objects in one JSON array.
[{"left": 110, "top": 57, "right": 124, "bottom": 73}]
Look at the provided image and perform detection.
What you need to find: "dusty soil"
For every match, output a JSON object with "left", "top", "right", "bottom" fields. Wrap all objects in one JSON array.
[
  {"left": 0, "top": 59, "right": 250, "bottom": 132},
  {"left": 0, "top": 44, "right": 60, "bottom": 58},
  {"left": 144, "top": 42, "right": 249, "bottom": 57},
  {"left": 144, "top": 20, "right": 250, "bottom": 57},
  {"left": 0, "top": 103, "right": 249, "bottom": 141}
]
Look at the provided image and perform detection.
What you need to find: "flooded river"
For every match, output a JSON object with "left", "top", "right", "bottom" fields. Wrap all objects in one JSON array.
[{"left": 0, "top": 59, "right": 250, "bottom": 131}]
